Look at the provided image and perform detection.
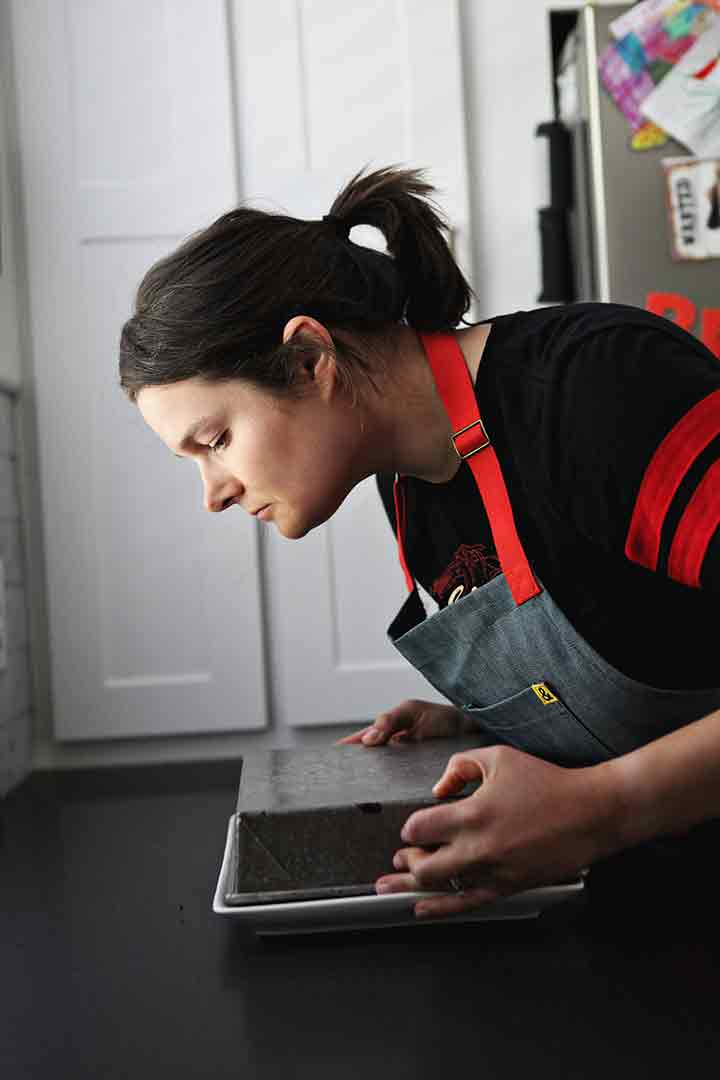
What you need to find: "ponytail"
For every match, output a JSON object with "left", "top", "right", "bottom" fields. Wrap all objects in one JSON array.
[{"left": 326, "top": 164, "right": 473, "bottom": 331}]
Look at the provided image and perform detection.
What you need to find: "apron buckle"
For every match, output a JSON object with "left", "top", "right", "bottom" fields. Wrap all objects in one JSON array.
[{"left": 452, "top": 417, "right": 491, "bottom": 461}]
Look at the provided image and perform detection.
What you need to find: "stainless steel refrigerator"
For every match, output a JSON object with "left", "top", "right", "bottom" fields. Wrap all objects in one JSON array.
[{"left": 539, "top": 2, "right": 719, "bottom": 354}]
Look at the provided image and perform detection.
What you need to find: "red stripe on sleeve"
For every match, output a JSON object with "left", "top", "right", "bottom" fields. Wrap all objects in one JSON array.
[
  {"left": 667, "top": 458, "right": 720, "bottom": 588},
  {"left": 625, "top": 389, "right": 720, "bottom": 571}
]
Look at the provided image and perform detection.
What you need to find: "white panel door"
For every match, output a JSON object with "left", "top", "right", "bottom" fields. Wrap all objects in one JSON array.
[
  {"left": 11, "top": 0, "right": 268, "bottom": 739},
  {"left": 230, "top": 0, "right": 473, "bottom": 727}
]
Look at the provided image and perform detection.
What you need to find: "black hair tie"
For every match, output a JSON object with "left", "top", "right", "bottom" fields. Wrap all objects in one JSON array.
[{"left": 322, "top": 213, "right": 351, "bottom": 240}]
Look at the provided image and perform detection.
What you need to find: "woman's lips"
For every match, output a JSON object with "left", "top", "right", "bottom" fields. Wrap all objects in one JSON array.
[{"left": 256, "top": 505, "right": 272, "bottom": 520}]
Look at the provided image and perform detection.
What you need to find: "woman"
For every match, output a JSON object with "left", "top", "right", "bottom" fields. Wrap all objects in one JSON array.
[{"left": 120, "top": 166, "right": 720, "bottom": 922}]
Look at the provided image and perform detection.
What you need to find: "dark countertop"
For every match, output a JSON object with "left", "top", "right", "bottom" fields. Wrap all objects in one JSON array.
[{"left": 2, "top": 759, "right": 720, "bottom": 1080}]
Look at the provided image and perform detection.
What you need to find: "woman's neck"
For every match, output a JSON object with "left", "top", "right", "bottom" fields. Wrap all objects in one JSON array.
[{"left": 362, "top": 322, "right": 492, "bottom": 483}]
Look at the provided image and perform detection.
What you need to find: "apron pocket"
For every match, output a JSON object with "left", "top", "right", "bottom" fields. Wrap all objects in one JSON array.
[{"left": 461, "top": 683, "right": 616, "bottom": 768}]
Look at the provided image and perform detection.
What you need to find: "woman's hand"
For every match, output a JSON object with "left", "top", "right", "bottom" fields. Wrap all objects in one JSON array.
[
  {"left": 375, "top": 744, "right": 621, "bottom": 919},
  {"left": 335, "top": 699, "right": 472, "bottom": 747}
]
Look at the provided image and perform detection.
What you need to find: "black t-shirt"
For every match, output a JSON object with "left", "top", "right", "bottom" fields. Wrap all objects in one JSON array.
[{"left": 376, "top": 302, "right": 720, "bottom": 691}]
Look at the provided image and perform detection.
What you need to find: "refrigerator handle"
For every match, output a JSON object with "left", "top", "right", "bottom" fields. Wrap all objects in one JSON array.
[{"left": 536, "top": 120, "right": 576, "bottom": 303}]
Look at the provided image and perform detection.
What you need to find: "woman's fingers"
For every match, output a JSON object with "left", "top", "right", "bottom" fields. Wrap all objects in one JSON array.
[
  {"left": 376, "top": 862, "right": 471, "bottom": 894},
  {"left": 431, "top": 749, "right": 489, "bottom": 797},
  {"left": 335, "top": 700, "right": 469, "bottom": 748},
  {"left": 376, "top": 853, "right": 499, "bottom": 906},
  {"left": 393, "top": 844, "right": 463, "bottom": 886},
  {"left": 336, "top": 700, "right": 428, "bottom": 747},
  {"left": 375, "top": 867, "right": 499, "bottom": 920},
  {"left": 400, "top": 801, "right": 468, "bottom": 848},
  {"left": 370, "top": 700, "right": 422, "bottom": 742},
  {"left": 412, "top": 889, "right": 500, "bottom": 920},
  {"left": 393, "top": 844, "right": 491, "bottom": 891},
  {"left": 334, "top": 725, "right": 375, "bottom": 746},
  {"left": 359, "top": 714, "right": 395, "bottom": 745},
  {"left": 335, "top": 716, "right": 410, "bottom": 746},
  {"left": 375, "top": 872, "right": 417, "bottom": 894}
]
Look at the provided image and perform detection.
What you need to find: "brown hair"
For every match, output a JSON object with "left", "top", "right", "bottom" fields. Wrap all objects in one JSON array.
[{"left": 118, "top": 164, "right": 475, "bottom": 404}]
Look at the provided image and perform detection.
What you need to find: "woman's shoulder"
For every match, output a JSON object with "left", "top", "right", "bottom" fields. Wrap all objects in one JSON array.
[
  {"left": 481, "top": 301, "right": 719, "bottom": 387},
  {"left": 485, "top": 301, "right": 700, "bottom": 348}
]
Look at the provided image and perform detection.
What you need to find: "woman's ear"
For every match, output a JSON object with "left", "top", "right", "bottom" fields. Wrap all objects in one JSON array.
[
  {"left": 283, "top": 315, "right": 337, "bottom": 398},
  {"left": 282, "top": 314, "right": 333, "bottom": 349},
  {"left": 297, "top": 346, "right": 337, "bottom": 402}
]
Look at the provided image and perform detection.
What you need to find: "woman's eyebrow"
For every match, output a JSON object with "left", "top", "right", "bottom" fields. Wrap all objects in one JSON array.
[{"left": 173, "top": 415, "right": 219, "bottom": 457}]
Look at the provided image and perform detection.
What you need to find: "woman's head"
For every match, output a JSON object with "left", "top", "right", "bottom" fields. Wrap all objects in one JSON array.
[
  {"left": 136, "top": 314, "right": 384, "bottom": 538},
  {"left": 121, "top": 164, "right": 475, "bottom": 535}
]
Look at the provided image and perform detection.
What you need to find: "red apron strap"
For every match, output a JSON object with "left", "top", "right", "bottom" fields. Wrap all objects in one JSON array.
[
  {"left": 407, "top": 331, "right": 541, "bottom": 607},
  {"left": 393, "top": 474, "right": 415, "bottom": 594}
]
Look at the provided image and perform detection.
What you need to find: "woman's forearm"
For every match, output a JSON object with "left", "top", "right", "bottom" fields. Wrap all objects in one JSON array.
[{"left": 597, "top": 707, "right": 720, "bottom": 855}]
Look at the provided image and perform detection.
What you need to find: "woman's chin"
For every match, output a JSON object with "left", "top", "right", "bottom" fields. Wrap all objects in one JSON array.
[
  {"left": 272, "top": 510, "right": 308, "bottom": 540},
  {"left": 278, "top": 508, "right": 332, "bottom": 540}
]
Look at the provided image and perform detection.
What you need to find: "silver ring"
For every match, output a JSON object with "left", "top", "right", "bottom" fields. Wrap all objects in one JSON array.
[{"left": 448, "top": 875, "right": 465, "bottom": 895}]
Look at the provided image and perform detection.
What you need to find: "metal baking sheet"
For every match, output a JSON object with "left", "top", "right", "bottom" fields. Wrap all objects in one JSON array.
[{"left": 212, "top": 815, "right": 585, "bottom": 937}]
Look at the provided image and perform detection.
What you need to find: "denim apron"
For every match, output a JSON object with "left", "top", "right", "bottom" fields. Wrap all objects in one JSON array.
[{"left": 388, "top": 332, "right": 720, "bottom": 769}]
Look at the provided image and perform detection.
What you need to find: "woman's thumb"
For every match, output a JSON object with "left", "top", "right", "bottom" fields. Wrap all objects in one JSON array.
[{"left": 432, "top": 750, "right": 487, "bottom": 797}]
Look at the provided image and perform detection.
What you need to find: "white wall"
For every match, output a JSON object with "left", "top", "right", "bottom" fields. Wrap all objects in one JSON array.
[{"left": 459, "top": 0, "right": 557, "bottom": 317}]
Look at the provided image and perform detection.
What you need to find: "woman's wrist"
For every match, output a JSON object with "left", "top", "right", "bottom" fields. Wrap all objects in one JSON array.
[
  {"left": 577, "top": 756, "right": 639, "bottom": 864},
  {"left": 579, "top": 748, "right": 679, "bottom": 862}
]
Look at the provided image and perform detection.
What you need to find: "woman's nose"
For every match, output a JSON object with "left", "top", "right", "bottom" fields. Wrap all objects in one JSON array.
[
  {"left": 203, "top": 475, "right": 243, "bottom": 513},
  {"left": 206, "top": 492, "right": 235, "bottom": 513}
]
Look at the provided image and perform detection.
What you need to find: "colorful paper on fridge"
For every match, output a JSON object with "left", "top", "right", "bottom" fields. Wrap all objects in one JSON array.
[
  {"left": 611, "top": 1, "right": 718, "bottom": 40},
  {"left": 641, "top": 20, "right": 720, "bottom": 155},
  {"left": 600, "top": 2, "right": 718, "bottom": 148},
  {"left": 599, "top": 47, "right": 656, "bottom": 130}
]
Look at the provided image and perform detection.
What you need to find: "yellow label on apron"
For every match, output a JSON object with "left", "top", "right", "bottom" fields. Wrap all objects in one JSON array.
[{"left": 531, "top": 682, "right": 558, "bottom": 705}]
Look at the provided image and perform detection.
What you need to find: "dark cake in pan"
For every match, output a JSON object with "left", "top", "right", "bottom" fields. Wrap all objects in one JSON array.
[{"left": 225, "top": 735, "right": 487, "bottom": 906}]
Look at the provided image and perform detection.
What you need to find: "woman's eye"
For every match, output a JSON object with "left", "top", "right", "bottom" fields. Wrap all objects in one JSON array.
[{"left": 209, "top": 432, "right": 229, "bottom": 455}]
